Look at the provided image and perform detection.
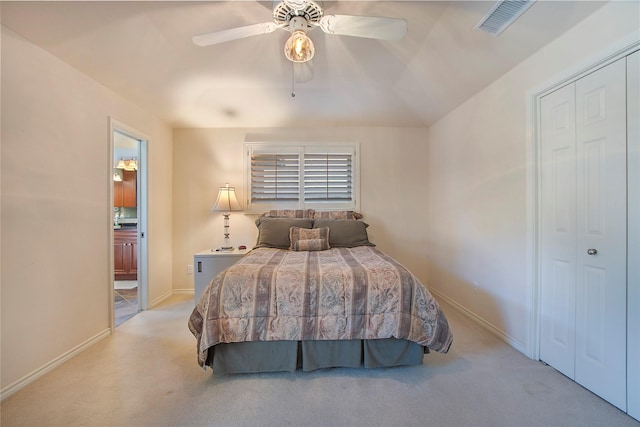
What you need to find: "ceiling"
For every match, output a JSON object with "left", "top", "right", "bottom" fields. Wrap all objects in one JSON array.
[{"left": 1, "top": 1, "right": 606, "bottom": 128}]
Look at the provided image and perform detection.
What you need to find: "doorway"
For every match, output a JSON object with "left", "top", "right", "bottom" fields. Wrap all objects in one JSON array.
[{"left": 110, "top": 119, "right": 148, "bottom": 329}]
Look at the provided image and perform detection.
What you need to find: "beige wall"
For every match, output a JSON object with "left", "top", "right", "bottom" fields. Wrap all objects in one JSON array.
[
  {"left": 1, "top": 27, "right": 173, "bottom": 391},
  {"left": 426, "top": 1, "right": 640, "bottom": 352},
  {"left": 172, "top": 127, "right": 429, "bottom": 291}
]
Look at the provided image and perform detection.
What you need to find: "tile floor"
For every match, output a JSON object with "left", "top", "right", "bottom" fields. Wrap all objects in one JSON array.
[{"left": 114, "top": 281, "right": 138, "bottom": 327}]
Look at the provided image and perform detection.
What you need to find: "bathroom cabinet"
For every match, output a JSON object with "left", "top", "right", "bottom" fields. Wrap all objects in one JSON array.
[
  {"left": 113, "top": 170, "right": 137, "bottom": 208},
  {"left": 114, "top": 228, "right": 137, "bottom": 280}
]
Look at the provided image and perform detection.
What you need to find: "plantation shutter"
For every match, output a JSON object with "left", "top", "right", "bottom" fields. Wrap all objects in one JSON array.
[
  {"left": 245, "top": 143, "right": 358, "bottom": 212},
  {"left": 250, "top": 152, "right": 300, "bottom": 202},
  {"left": 303, "top": 153, "right": 353, "bottom": 202}
]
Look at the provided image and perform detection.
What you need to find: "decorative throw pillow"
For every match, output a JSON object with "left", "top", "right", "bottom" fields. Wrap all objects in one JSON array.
[
  {"left": 291, "top": 239, "right": 329, "bottom": 251},
  {"left": 261, "top": 209, "right": 315, "bottom": 218},
  {"left": 313, "top": 210, "right": 363, "bottom": 220},
  {"left": 255, "top": 217, "right": 314, "bottom": 249},
  {"left": 289, "top": 226, "right": 330, "bottom": 251},
  {"left": 312, "top": 218, "right": 375, "bottom": 247}
]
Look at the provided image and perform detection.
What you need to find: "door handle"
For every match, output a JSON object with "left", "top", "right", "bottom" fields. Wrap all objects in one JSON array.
[{"left": 587, "top": 248, "right": 598, "bottom": 255}]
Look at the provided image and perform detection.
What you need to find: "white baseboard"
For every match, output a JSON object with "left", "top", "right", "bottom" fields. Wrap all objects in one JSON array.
[
  {"left": 172, "top": 288, "right": 194, "bottom": 295},
  {"left": 429, "top": 287, "right": 526, "bottom": 355},
  {"left": 1, "top": 289, "right": 195, "bottom": 401},
  {"left": 1, "top": 328, "right": 111, "bottom": 401},
  {"left": 148, "top": 288, "right": 193, "bottom": 308},
  {"left": 149, "top": 289, "right": 174, "bottom": 308}
]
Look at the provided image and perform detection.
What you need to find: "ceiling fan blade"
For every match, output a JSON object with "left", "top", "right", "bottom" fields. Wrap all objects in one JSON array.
[
  {"left": 319, "top": 15, "right": 407, "bottom": 41},
  {"left": 193, "top": 22, "right": 279, "bottom": 47},
  {"left": 294, "top": 61, "right": 314, "bottom": 83}
]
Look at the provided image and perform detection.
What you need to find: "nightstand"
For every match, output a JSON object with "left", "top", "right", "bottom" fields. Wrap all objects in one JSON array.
[{"left": 193, "top": 248, "right": 248, "bottom": 304}]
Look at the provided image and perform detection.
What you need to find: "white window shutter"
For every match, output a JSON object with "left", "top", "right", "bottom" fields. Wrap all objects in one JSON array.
[
  {"left": 245, "top": 143, "right": 359, "bottom": 212},
  {"left": 251, "top": 153, "right": 300, "bottom": 202},
  {"left": 303, "top": 153, "right": 353, "bottom": 202}
]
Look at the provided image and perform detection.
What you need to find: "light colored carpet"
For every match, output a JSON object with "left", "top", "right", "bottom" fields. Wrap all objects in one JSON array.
[{"left": 1, "top": 294, "right": 638, "bottom": 427}]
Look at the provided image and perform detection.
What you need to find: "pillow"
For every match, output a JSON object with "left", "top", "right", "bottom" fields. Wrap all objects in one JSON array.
[
  {"left": 312, "top": 218, "right": 375, "bottom": 247},
  {"left": 289, "top": 226, "right": 330, "bottom": 251},
  {"left": 291, "top": 238, "right": 329, "bottom": 252},
  {"left": 255, "top": 217, "right": 314, "bottom": 249},
  {"left": 313, "top": 210, "right": 363, "bottom": 220},
  {"left": 260, "top": 209, "right": 315, "bottom": 218}
]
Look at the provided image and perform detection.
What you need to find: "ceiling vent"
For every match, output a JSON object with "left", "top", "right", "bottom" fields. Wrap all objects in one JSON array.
[{"left": 475, "top": 0, "right": 535, "bottom": 36}]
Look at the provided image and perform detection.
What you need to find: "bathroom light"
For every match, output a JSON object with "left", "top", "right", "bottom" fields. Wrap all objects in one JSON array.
[
  {"left": 116, "top": 158, "right": 127, "bottom": 169},
  {"left": 124, "top": 158, "right": 138, "bottom": 171},
  {"left": 116, "top": 157, "right": 137, "bottom": 171}
]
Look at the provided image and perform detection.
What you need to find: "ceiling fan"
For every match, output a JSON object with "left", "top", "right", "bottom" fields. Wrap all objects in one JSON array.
[{"left": 192, "top": 0, "right": 408, "bottom": 64}]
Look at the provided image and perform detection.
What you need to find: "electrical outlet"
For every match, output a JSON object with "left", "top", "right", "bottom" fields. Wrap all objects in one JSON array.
[
  {"left": 187, "top": 264, "right": 193, "bottom": 274},
  {"left": 473, "top": 281, "right": 479, "bottom": 294}
]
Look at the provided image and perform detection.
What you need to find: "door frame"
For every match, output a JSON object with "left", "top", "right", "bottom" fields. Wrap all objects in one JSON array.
[
  {"left": 626, "top": 49, "right": 640, "bottom": 421},
  {"left": 109, "top": 118, "right": 149, "bottom": 331},
  {"left": 525, "top": 36, "right": 640, "bottom": 360}
]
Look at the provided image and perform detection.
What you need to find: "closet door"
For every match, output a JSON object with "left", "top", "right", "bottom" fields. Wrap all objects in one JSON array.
[
  {"left": 574, "top": 58, "right": 627, "bottom": 410},
  {"left": 540, "top": 57, "right": 627, "bottom": 411},
  {"left": 540, "top": 83, "right": 577, "bottom": 379}
]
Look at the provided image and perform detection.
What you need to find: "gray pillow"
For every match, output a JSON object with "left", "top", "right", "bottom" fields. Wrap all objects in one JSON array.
[
  {"left": 312, "top": 218, "right": 375, "bottom": 247},
  {"left": 255, "top": 217, "right": 314, "bottom": 249}
]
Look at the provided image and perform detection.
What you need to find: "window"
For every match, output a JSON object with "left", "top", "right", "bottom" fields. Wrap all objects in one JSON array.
[{"left": 245, "top": 142, "right": 359, "bottom": 212}]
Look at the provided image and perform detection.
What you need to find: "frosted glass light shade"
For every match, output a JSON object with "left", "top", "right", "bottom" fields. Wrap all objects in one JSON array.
[
  {"left": 284, "top": 30, "right": 315, "bottom": 63},
  {"left": 124, "top": 158, "right": 138, "bottom": 171}
]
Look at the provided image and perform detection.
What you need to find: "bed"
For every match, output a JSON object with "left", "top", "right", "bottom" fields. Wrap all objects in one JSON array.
[{"left": 188, "top": 210, "right": 453, "bottom": 373}]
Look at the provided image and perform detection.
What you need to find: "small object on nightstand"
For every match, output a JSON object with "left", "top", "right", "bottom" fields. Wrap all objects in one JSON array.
[{"left": 238, "top": 245, "right": 247, "bottom": 250}]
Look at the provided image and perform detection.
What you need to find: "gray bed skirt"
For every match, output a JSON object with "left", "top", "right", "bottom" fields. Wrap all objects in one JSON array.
[{"left": 208, "top": 338, "right": 427, "bottom": 374}]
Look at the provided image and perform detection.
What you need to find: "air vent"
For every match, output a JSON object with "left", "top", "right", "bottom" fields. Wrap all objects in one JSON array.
[{"left": 475, "top": 0, "right": 535, "bottom": 36}]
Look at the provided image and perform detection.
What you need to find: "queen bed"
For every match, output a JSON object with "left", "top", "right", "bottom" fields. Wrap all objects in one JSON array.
[{"left": 188, "top": 210, "right": 453, "bottom": 373}]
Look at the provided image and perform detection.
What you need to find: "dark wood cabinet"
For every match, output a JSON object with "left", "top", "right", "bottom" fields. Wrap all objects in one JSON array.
[
  {"left": 114, "top": 228, "right": 137, "bottom": 280},
  {"left": 113, "top": 170, "right": 137, "bottom": 208}
]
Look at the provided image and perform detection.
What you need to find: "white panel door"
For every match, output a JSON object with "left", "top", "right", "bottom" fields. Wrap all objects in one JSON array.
[
  {"left": 540, "top": 57, "right": 628, "bottom": 412},
  {"left": 540, "top": 83, "right": 577, "bottom": 379},
  {"left": 574, "top": 57, "right": 627, "bottom": 411},
  {"left": 626, "top": 50, "right": 640, "bottom": 421}
]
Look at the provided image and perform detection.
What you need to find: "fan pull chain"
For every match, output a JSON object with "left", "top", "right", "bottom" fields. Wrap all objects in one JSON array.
[{"left": 291, "top": 60, "right": 296, "bottom": 98}]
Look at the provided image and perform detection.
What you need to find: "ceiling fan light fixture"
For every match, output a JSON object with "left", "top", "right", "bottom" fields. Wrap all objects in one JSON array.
[
  {"left": 284, "top": 30, "right": 314, "bottom": 63},
  {"left": 283, "top": 0, "right": 307, "bottom": 12}
]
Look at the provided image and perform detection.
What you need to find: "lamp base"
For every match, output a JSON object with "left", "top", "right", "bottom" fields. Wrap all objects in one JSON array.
[{"left": 217, "top": 246, "right": 234, "bottom": 252}]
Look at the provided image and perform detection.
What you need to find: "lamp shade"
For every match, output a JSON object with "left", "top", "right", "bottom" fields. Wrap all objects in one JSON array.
[
  {"left": 211, "top": 184, "right": 242, "bottom": 213},
  {"left": 124, "top": 158, "right": 138, "bottom": 171}
]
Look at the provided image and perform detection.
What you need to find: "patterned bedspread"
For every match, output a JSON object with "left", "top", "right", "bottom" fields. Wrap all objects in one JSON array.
[{"left": 188, "top": 247, "right": 453, "bottom": 367}]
